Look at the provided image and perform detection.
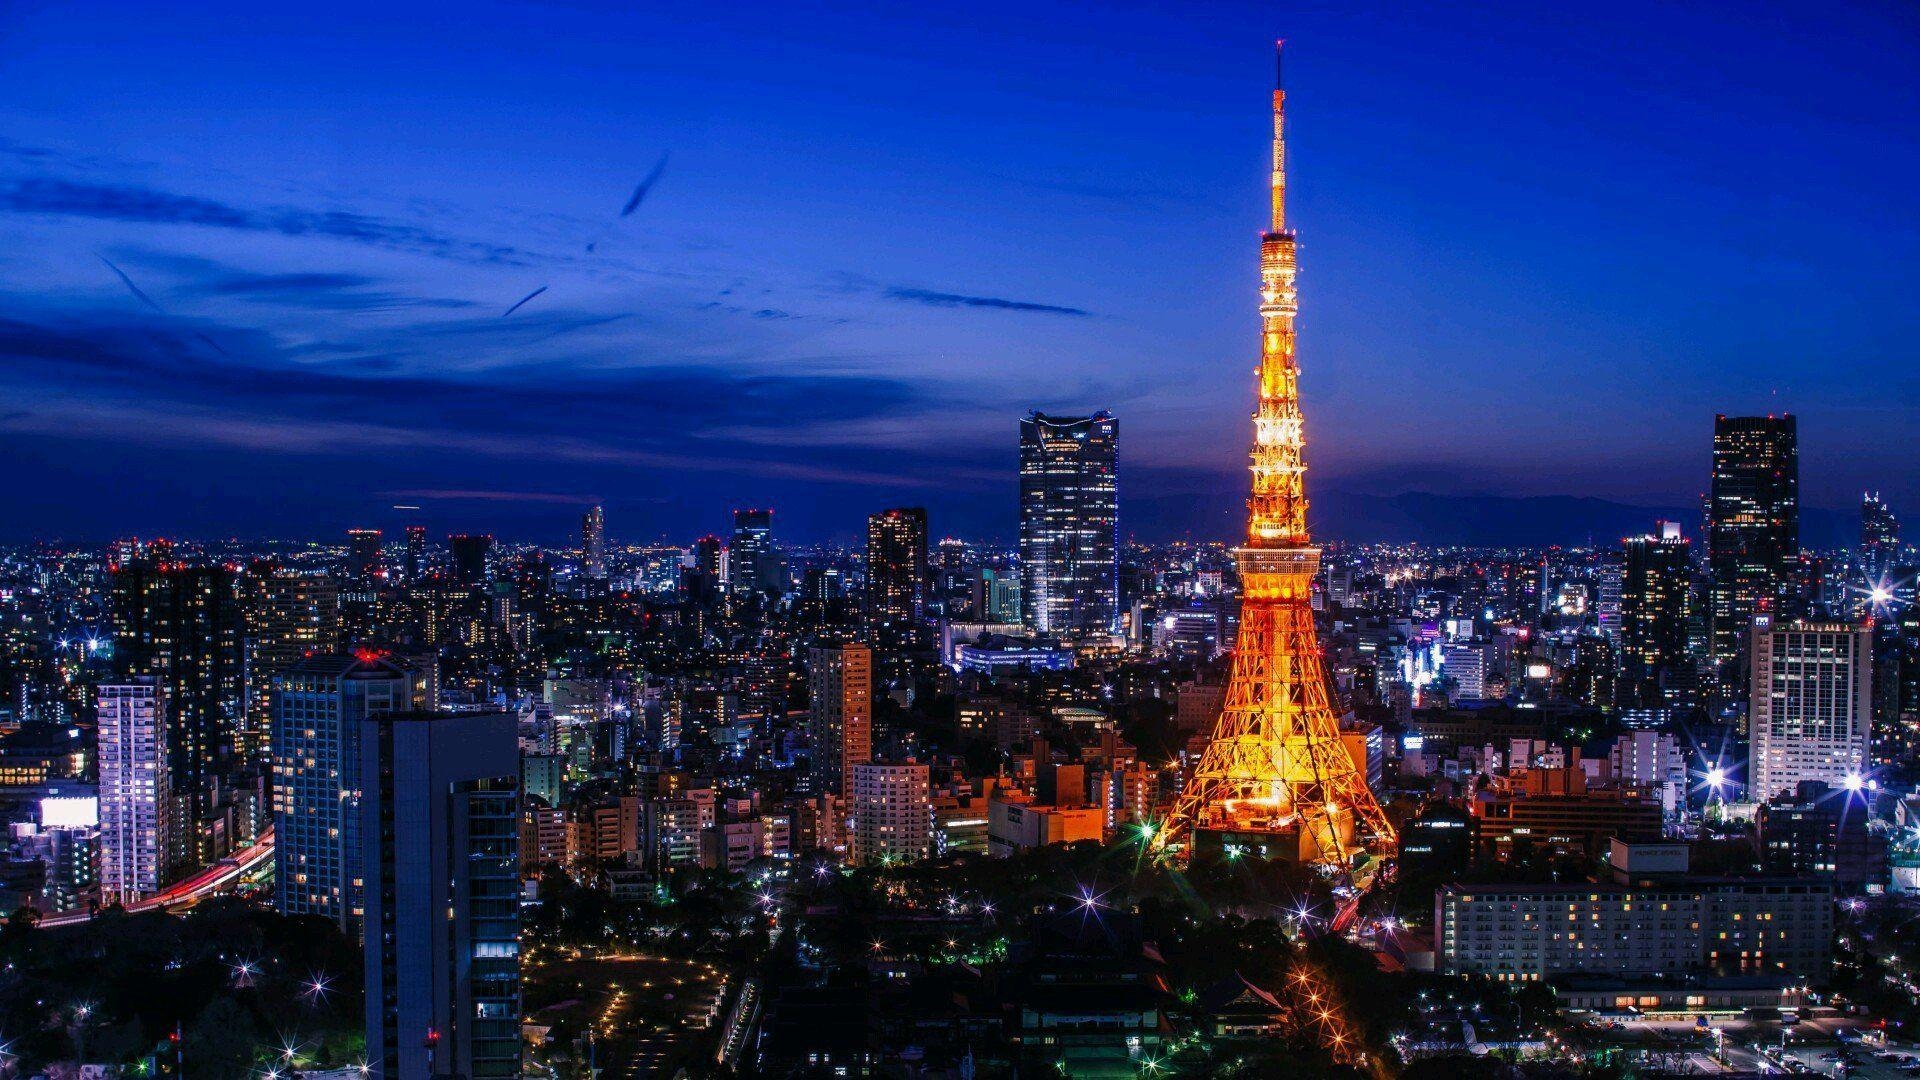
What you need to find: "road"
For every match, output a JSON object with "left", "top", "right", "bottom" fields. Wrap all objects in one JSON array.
[{"left": 37, "top": 827, "right": 275, "bottom": 927}]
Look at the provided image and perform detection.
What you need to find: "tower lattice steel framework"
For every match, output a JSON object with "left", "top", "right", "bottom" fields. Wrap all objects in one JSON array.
[{"left": 1155, "top": 43, "right": 1395, "bottom": 867}]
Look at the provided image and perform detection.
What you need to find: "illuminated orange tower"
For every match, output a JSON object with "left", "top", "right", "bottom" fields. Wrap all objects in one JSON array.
[{"left": 1155, "top": 43, "right": 1394, "bottom": 868}]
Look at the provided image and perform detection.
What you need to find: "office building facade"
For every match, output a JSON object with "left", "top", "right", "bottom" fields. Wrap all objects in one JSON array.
[
  {"left": 241, "top": 564, "right": 341, "bottom": 765},
  {"left": 729, "top": 509, "right": 780, "bottom": 601},
  {"left": 345, "top": 528, "right": 384, "bottom": 585},
  {"left": 1437, "top": 877, "right": 1833, "bottom": 982},
  {"left": 1748, "top": 617, "right": 1874, "bottom": 802},
  {"left": 1862, "top": 492, "right": 1899, "bottom": 581},
  {"left": 1708, "top": 414, "right": 1799, "bottom": 674},
  {"left": 866, "top": 507, "right": 929, "bottom": 645},
  {"left": 581, "top": 505, "right": 607, "bottom": 580},
  {"left": 448, "top": 534, "right": 494, "bottom": 585},
  {"left": 807, "top": 644, "right": 872, "bottom": 795},
  {"left": 274, "top": 654, "right": 426, "bottom": 932},
  {"left": 362, "top": 710, "right": 520, "bottom": 1080},
  {"left": 1018, "top": 411, "right": 1119, "bottom": 639},
  {"left": 1619, "top": 522, "right": 1695, "bottom": 708}
]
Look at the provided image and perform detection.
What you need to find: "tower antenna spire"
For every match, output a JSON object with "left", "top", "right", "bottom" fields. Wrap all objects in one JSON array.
[{"left": 1270, "top": 39, "right": 1287, "bottom": 233}]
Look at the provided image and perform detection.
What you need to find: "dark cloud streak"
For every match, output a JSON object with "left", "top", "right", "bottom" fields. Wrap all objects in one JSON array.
[
  {"left": 0, "top": 313, "right": 940, "bottom": 467},
  {"left": 2, "top": 178, "right": 534, "bottom": 266},
  {"left": 96, "top": 255, "right": 168, "bottom": 316},
  {"left": 884, "top": 286, "right": 1088, "bottom": 317}
]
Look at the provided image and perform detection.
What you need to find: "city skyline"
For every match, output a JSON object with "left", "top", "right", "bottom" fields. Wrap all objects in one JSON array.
[
  {"left": 2, "top": 2, "right": 1917, "bottom": 544},
  {"left": 0, "top": 21, "right": 1917, "bottom": 1075}
]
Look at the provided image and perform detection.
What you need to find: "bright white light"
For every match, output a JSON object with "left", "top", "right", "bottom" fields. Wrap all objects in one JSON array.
[
  {"left": 1842, "top": 773, "right": 1865, "bottom": 793},
  {"left": 1705, "top": 767, "right": 1727, "bottom": 789},
  {"left": 1870, "top": 587, "right": 1894, "bottom": 605}
]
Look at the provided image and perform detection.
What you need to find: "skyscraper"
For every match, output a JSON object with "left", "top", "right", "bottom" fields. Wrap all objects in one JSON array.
[
  {"left": 1618, "top": 521, "right": 1695, "bottom": 708},
  {"left": 1018, "top": 411, "right": 1118, "bottom": 639},
  {"left": 866, "top": 508, "right": 929, "bottom": 646},
  {"left": 449, "top": 534, "right": 494, "bottom": 585},
  {"left": 808, "top": 643, "right": 872, "bottom": 795},
  {"left": 274, "top": 654, "right": 426, "bottom": 932},
  {"left": 581, "top": 505, "right": 607, "bottom": 580},
  {"left": 1155, "top": 45, "right": 1394, "bottom": 869},
  {"left": 98, "top": 678, "right": 170, "bottom": 903},
  {"left": 729, "top": 509, "right": 779, "bottom": 601},
  {"left": 109, "top": 546, "right": 243, "bottom": 873},
  {"left": 1748, "top": 617, "right": 1874, "bottom": 802},
  {"left": 403, "top": 525, "right": 428, "bottom": 583},
  {"left": 362, "top": 710, "right": 520, "bottom": 1079},
  {"left": 1708, "top": 414, "right": 1799, "bottom": 675},
  {"left": 345, "top": 528, "right": 384, "bottom": 584},
  {"left": 1862, "top": 492, "right": 1900, "bottom": 582},
  {"left": 241, "top": 563, "right": 341, "bottom": 765}
]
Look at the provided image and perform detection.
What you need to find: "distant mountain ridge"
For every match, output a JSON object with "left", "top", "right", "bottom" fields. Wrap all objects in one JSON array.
[{"left": 1124, "top": 487, "right": 1857, "bottom": 549}]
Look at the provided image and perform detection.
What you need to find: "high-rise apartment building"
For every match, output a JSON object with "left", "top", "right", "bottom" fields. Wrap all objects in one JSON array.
[
  {"left": 98, "top": 678, "right": 170, "bottom": 903},
  {"left": 850, "top": 761, "right": 931, "bottom": 866},
  {"left": 1018, "top": 411, "right": 1119, "bottom": 639},
  {"left": 1618, "top": 521, "right": 1695, "bottom": 708},
  {"left": 241, "top": 564, "right": 341, "bottom": 765},
  {"left": 807, "top": 644, "right": 872, "bottom": 795},
  {"left": 581, "top": 505, "right": 607, "bottom": 580},
  {"left": 1862, "top": 492, "right": 1899, "bottom": 581},
  {"left": 109, "top": 546, "right": 243, "bottom": 873},
  {"left": 362, "top": 710, "right": 520, "bottom": 1080},
  {"left": 1748, "top": 617, "right": 1874, "bottom": 802},
  {"left": 728, "top": 509, "right": 780, "bottom": 601},
  {"left": 1708, "top": 414, "right": 1799, "bottom": 674},
  {"left": 345, "top": 528, "right": 384, "bottom": 584},
  {"left": 274, "top": 654, "right": 426, "bottom": 932},
  {"left": 448, "top": 534, "right": 494, "bottom": 585},
  {"left": 866, "top": 508, "right": 929, "bottom": 646}
]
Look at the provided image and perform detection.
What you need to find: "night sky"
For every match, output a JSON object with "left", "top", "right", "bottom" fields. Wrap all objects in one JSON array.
[{"left": 2, "top": 2, "right": 1916, "bottom": 545}]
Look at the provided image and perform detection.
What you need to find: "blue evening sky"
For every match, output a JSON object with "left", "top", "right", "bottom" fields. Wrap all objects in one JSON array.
[{"left": 1, "top": 1, "right": 1915, "bottom": 543}]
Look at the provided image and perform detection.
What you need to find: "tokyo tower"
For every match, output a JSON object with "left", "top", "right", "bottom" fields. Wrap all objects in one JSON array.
[{"left": 1154, "top": 43, "right": 1395, "bottom": 868}]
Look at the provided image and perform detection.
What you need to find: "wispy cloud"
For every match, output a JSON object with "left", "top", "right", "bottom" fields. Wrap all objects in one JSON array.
[
  {"left": 184, "top": 268, "right": 482, "bottom": 312},
  {"left": 0, "top": 311, "right": 985, "bottom": 489},
  {"left": 380, "top": 488, "right": 601, "bottom": 505},
  {"left": 884, "top": 286, "right": 1089, "bottom": 317},
  {"left": 1, "top": 178, "right": 535, "bottom": 265}
]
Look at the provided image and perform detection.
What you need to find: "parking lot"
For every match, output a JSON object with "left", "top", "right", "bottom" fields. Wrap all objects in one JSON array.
[{"left": 1578, "top": 1013, "right": 1917, "bottom": 1077}]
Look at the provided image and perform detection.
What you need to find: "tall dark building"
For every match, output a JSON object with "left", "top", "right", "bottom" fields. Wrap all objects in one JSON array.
[
  {"left": 274, "top": 654, "right": 426, "bottom": 932},
  {"left": 345, "top": 528, "right": 384, "bottom": 584},
  {"left": 1862, "top": 492, "right": 1900, "bottom": 582},
  {"left": 403, "top": 525, "right": 428, "bottom": 583},
  {"left": 1708, "top": 414, "right": 1799, "bottom": 677},
  {"left": 866, "top": 507, "right": 929, "bottom": 645},
  {"left": 362, "top": 710, "right": 520, "bottom": 1079},
  {"left": 240, "top": 563, "right": 341, "bottom": 765},
  {"left": 581, "top": 505, "right": 607, "bottom": 580},
  {"left": 729, "top": 509, "right": 780, "bottom": 601},
  {"left": 1618, "top": 521, "right": 1695, "bottom": 708},
  {"left": 449, "top": 534, "right": 494, "bottom": 585},
  {"left": 1018, "top": 411, "right": 1119, "bottom": 639},
  {"left": 684, "top": 535, "right": 725, "bottom": 606},
  {"left": 109, "top": 543, "right": 244, "bottom": 874}
]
